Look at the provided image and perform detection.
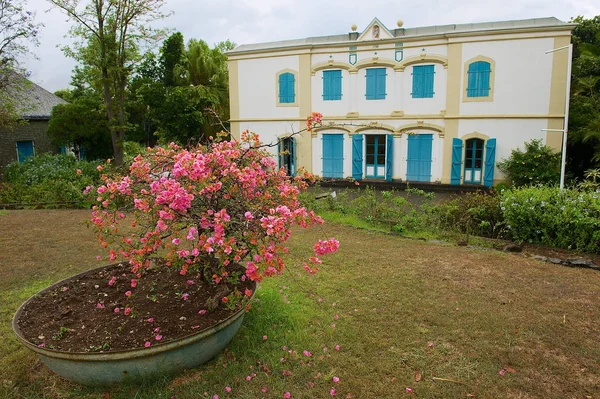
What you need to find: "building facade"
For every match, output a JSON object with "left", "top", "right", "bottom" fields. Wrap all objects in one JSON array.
[{"left": 227, "top": 17, "right": 574, "bottom": 186}]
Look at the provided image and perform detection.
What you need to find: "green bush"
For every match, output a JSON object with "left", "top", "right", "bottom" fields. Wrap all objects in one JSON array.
[
  {"left": 497, "top": 139, "right": 561, "bottom": 187},
  {"left": 0, "top": 154, "right": 102, "bottom": 207},
  {"left": 500, "top": 186, "right": 600, "bottom": 253},
  {"left": 431, "top": 191, "right": 505, "bottom": 238}
]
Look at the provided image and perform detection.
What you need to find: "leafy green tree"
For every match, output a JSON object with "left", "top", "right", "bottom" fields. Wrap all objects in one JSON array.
[
  {"left": 48, "top": 0, "right": 168, "bottom": 166},
  {"left": 0, "top": 0, "right": 42, "bottom": 128},
  {"left": 160, "top": 32, "right": 185, "bottom": 86},
  {"left": 47, "top": 96, "right": 112, "bottom": 160},
  {"left": 567, "top": 16, "right": 600, "bottom": 179},
  {"left": 497, "top": 139, "right": 561, "bottom": 187}
]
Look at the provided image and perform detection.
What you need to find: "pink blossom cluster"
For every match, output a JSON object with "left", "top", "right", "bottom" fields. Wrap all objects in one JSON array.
[{"left": 91, "top": 122, "right": 338, "bottom": 299}]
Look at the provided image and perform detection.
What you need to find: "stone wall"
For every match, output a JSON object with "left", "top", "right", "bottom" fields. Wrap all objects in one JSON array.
[{"left": 0, "top": 119, "right": 58, "bottom": 178}]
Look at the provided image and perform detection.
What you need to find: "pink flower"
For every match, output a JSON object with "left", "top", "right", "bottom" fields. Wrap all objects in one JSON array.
[
  {"left": 76, "top": 169, "right": 82, "bottom": 175},
  {"left": 198, "top": 309, "right": 207, "bottom": 315},
  {"left": 182, "top": 293, "right": 189, "bottom": 301},
  {"left": 213, "top": 395, "right": 219, "bottom": 399},
  {"left": 263, "top": 335, "right": 268, "bottom": 341},
  {"left": 244, "top": 211, "right": 254, "bottom": 220},
  {"left": 303, "top": 350, "right": 312, "bottom": 357},
  {"left": 330, "top": 388, "right": 337, "bottom": 396},
  {"left": 318, "top": 298, "right": 323, "bottom": 303},
  {"left": 405, "top": 387, "right": 413, "bottom": 393},
  {"left": 499, "top": 369, "right": 506, "bottom": 376},
  {"left": 96, "top": 303, "right": 105, "bottom": 309},
  {"left": 96, "top": 256, "right": 101, "bottom": 261},
  {"left": 114, "top": 307, "right": 120, "bottom": 313},
  {"left": 261, "top": 387, "right": 268, "bottom": 393},
  {"left": 225, "top": 386, "right": 232, "bottom": 393},
  {"left": 186, "top": 280, "right": 195, "bottom": 285},
  {"left": 334, "top": 315, "right": 339, "bottom": 320},
  {"left": 124, "top": 307, "right": 131, "bottom": 316},
  {"left": 245, "top": 375, "right": 251, "bottom": 381},
  {"left": 155, "top": 334, "right": 163, "bottom": 341},
  {"left": 335, "top": 345, "right": 341, "bottom": 351},
  {"left": 131, "top": 279, "right": 137, "bottom": 288},
  {"left": 38, "top": 343, "right": 45, "bottom": 348},
  {"left": 331, "top": 323, "right": 336, "bottom": 328},
  {"left": 333, "top": 376, "right": 340, "bottom": 383},
  {"left": 284, "top": 393, "right": 291, "bottom": 399},
  {"left": 147, "top": 317, "right": 154, "bottom": 323},
  {"left": 245, "top": 288, "right": 253, "bottom": 297},
  {"left": 125, "top": 291, "right": 132, "bottom": 297},
  {"left": 154, "top": 327, "right": 160, "bottom": 333},
  {"left": 108, "top": 276, "right": 117, "bottom": 286},
  {"left": 172, "top": 238, "right": 180, "bottom": 245},
  {"left": 144, "top": 341, "right": 151, "bottom": 348},
  {"left": 428, "top": 342, "right": 434, "bottom": 348}
]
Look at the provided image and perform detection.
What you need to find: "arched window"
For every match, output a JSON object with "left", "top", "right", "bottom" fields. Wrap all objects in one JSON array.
[
  {"left": 466, "top": 61, "right": 491, "bottom": 98},
  {"left": 278, "top": 72, "right": 295, "bottom": 104}
]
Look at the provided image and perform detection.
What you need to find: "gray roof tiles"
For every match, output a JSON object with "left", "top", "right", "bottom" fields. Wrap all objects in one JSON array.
[
  {"left": 20, "top": 80, "right": 67, "bottom": 120},
  {"left": 229, "top": 17, "right": 574, "bottom": 54}
]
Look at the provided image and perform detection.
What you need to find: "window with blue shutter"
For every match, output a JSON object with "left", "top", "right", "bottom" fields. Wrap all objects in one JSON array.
[
  {"left": 323, "top": 70, "right": 342, "bottom": 101},
  {"left": 467, "top": 61, "right": 491, "bottom": 97},
  {"left": 365, "top": 68, "right": 386, "bottom": 100},
  {"left": 278, "top": 72, "right": 295, "bottom": 103},
  {"left": 411, "top": 65, "right": 435, "bottom": 98}
]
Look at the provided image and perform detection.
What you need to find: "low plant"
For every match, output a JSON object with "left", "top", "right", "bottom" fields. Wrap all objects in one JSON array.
[
  {"left": 500, "top": 185, "right": 600, "bottom": 253},
  {"left": 497, "top": 139, "right": 561, "bottom": 187}
]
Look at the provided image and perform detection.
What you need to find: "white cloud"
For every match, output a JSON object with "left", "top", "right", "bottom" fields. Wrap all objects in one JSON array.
[{"left": 17, "top": 0, "right": 600, "bottom": 92}]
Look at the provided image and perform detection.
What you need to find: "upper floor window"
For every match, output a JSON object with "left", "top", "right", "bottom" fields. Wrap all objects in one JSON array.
[
  {"left": 323, "top": 70, "right": 342, "bottom": 101},
  {"left": 411, "top": 65, "right": 435, "bottom": 98},
  {"left": 467, "top": 61, "right": 491, "bottom": 98},
  {"left": 278, "top": 71, "right": 296, "bottom": 105},
  {"left": 365, "top": 68, "right": 387, "bottom": 100}
]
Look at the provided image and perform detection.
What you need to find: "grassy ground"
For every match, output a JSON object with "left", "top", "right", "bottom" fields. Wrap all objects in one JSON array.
[{"left": 1, "top": 210, "right": 599, "bottom": 398}]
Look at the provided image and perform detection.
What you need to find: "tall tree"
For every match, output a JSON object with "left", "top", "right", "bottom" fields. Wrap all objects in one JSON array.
[
  {"left": 568, "top": 16, "right": 600, "bottom": 179},
  {"left": 159, "top": 32, "right": 184, "bottom": 86},
  {"left": 48, "top": 0, "right": 168, "bottom": 166},
  {"left": 0, "top": 0, "right": 42, "bottom": 128}
]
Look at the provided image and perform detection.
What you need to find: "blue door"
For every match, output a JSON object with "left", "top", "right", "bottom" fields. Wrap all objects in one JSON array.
[
  {"left": 464, "top": 138, "right": 484, "bottom": 184},
  {"left": 406, "top": 134, "right": 433, "bottom": 182},
  {"left": 16, "top": 141, "right": 34, "bottom": 163},
  {"left": 322, "top": 134, "right": 344, "bottom": 178},
  {"left": 366, "top": 134, "right": 386, "bottom": 179}
]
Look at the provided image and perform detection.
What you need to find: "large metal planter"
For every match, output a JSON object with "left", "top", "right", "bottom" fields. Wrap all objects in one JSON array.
[{"left": 12, "top": 264, "right": 251, "bottom": 386}]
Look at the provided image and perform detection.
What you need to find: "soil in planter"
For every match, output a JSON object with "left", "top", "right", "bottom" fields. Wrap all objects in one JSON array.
[{"left": 16, "top": 262, "right": 254, "bottom": 353}]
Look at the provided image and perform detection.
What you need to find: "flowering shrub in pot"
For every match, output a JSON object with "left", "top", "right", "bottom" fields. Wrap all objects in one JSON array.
[{"left": 12, "top": 113, "right": 339, "bottom": 385}]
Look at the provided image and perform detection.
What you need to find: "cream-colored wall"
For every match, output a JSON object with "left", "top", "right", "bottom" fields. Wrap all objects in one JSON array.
[
  {"left": 460, "top": 37, "right": 555, "bottom": 115},
  {"left": 238, "top": 56, "right": 301, "bottom": 120},
  {"left": 458, "top": 118, "right": 549, "bottom": 181}
]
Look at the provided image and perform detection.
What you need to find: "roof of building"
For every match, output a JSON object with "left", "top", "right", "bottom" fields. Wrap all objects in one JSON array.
[
  {"left": 229, "top": 17, "right": 574, "bottom": 55},
  {"left": 18, "top": 79, "right": 67, "bottom": 120}
]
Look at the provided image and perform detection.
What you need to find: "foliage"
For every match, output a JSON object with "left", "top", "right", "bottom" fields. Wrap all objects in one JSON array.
[
  {"left": 0, "top": 154, "right": 102, "bottom": 206},
  {"left": 47, "top": 96, "right": 113, "bottom": 160},
  {"left": 49, "top": 0, "right": 168, "bottom": 166},
  {"left": 497, "top": 139, "right": 561, "bottom": 187},
  {"left": 0, "top": 0, "right": 42, "bottom": 128},
  {"left": 431, "top": 191, "right": 505, "bottom": 239},
  {"left": 567, "top": 16, "right": 600, "bottom": 179},
  {"left": 577, "top": 168, "right": 600, "bottom": 191},
  {"left": 160, "top": 32, "right": 185, "bottom": 87},
  {"left": 91, "top": 114, "right": 338, "bottom": 307},
  {"left": 500, "top": 185, "right": 600, "bottom": 253}
]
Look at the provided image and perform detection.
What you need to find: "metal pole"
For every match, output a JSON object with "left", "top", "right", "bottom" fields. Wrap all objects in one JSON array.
[{"left": 559, "top": 44, "right": 573, "bottom": 190}]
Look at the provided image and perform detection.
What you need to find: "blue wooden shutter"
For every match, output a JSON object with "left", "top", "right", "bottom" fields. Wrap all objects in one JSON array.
[
  {"left": 323, "top": 71, "right": 332, "bottom": 100},
  {"left": 323, "top": 70, "right": 342, "bottom": 100},
  {"left": 484, "top": 138, "right": 496, "bottom": 187},
  {"left": 287, "top": 74, "right": 295, "bottom": 102},
  {"left": 385, "top": 134, "right": 393, "bottom": 182},
  {"left": 352, "top": 134, "right": 363, "bottom": 180},
  {"left": 290, "top": 137, "right": 296, "bottom": 176},
  {"left": 480, "top": 62, "right": 491, "bottom": 97},
  {"left": 451, "top": 138, "right": 463, "bottom": 185},
  {"left": 412, "top": 66, "right": 423, "bottom": 98},
  {"left": 333, "top": 71, "right": 342, "bottom": 100},
  {"left": 376, "top": 68, "right": 386, "bottom": 99},
  {"left": 467, "top": 62, "right": 478, "bottom": 97},
  {"left": 279, "top": 73, "right": 294, "bottom": 103},
  {"left": 423, "top": 65, "right": 435, "bottom": 98},
  {"left": 366, "top": 69, "right": 376, "bottom": 100},
  {"left": 279, "top": 74, "right": 287, "bottom": 103}
]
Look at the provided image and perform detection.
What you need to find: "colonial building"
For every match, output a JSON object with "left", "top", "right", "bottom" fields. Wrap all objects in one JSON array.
[{"left": 227, "top": 17, "right": 574, "bottom": 186}]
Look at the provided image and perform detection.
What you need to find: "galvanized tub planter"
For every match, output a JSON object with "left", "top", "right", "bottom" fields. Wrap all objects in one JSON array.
[{"left": 12, "top": 265, "right": 252, "bottom": 386}]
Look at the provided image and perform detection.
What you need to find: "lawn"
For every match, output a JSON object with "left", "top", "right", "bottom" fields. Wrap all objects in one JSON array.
[{"left": 1, "top": 210, "right": 599, "bottom": 398}]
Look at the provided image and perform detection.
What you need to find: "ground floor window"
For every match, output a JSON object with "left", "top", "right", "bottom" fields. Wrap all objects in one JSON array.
[
  {"left": 464, "top": 138, "right": 484, "bottom": 184},
  {"left": 451, "top": 137, "right": 496, "bottom": 187},
  {"left": 322, "top": 134, "right": 344, "bottom": 178},
  {"left": 16, "top": 140, "right": 35, "bottom": 163},
  {"left": 365, "top": 134, "right": 386, "bottom": 178}
]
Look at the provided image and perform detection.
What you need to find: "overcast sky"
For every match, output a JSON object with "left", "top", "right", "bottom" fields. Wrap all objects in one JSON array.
[{"left": 21, "top": 0, "right": 600, "bottom": 93}]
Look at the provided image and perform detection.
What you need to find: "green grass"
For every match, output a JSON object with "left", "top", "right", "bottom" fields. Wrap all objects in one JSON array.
[{"left": 1, "top": 210, "right": 599, "bottom": 398}]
